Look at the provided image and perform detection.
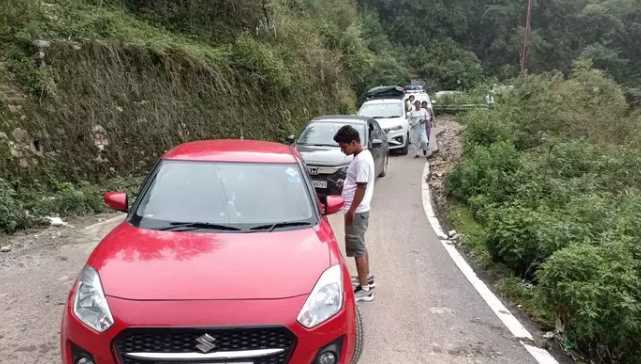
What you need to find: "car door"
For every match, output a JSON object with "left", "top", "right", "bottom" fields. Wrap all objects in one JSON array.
[{"left": 367, "top": 119, "right": 385, "bottom": 174}]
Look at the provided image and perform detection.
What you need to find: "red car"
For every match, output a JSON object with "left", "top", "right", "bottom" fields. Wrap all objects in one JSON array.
[{"left": 60, "top": 140, "right": 363, "bottom": 364}]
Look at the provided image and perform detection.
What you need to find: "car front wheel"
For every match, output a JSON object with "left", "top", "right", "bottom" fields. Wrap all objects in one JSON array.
[
  {"left": 399, "top": 134, "right": 409, "bottom": 155},
  {"left": 352, "top": 306, "right": 364, "bottom": 363}
]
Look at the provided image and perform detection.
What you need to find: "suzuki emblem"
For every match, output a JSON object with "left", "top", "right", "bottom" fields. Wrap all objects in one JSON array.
[{"left": 195, "top": 333, "right": 217, "bottom": 353}]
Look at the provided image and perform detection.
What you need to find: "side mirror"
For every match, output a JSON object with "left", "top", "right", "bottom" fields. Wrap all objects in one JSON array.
[
  {"left": 286, "top": 134, "right": 296, "bottom": 144},
  {"left": 322, "top": 195, "right": 344, "bottom": 215},
  {"left": 371, "top": 138, "right": 383, "bottom": 147},
  {"left": 104, "top": 192, "right": 128, "bottom": 212}
]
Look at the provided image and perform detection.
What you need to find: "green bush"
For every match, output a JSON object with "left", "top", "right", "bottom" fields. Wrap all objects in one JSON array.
[
  {"left": 450, "top": 62, "right": 641, "bottom": 362},
  {"left": 22, "top": 181, "right": 104, "bottom": 217},
  {"left": 447, "top": 140, "right": 521, "bottom": 206},
  {"left": 231, "top": 33, "right": 291, "bottom": 91},
  {"left": 0, "top": 178, "right": 32, "bottom": 233},
  {"left": 461, "top": 110, "right": 513, "bottom": 152},
  {"left": 484, "top": 204, "right": 591, "bottom": 278},
  {"left": 538, "top": 242, "right": 641, "bottom": 363}
]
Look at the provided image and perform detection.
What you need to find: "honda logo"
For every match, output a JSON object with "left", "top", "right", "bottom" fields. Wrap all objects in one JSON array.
[
  {"left": 195, "top": 333, "right": 217, "bottom": 353},
  {"left": 308, "top": 167, "right": 320, "bottom": 176}
]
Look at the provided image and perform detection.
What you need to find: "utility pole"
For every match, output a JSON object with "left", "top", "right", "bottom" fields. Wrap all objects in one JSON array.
[{"left": 520, "top": 0, "right": 533, "bottom": 74}]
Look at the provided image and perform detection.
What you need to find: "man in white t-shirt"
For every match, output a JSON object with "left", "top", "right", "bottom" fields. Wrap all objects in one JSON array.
[{"left": 333, "top": 125, "right": 376, "bottom": 302}]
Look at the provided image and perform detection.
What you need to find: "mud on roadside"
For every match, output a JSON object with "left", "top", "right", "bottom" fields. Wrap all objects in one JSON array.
[{"left": 428, "top": 114, "right": 465, "bottom": 222}]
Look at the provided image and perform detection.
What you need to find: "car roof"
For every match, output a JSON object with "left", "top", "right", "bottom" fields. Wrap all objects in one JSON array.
[
  {"left": 162, "top": 139, "right": 298, "bottom": 164},
  {"left": 311, "top": 115, "right": 371, "bottom": 124},
  {"left": 361, "top": 98, "right": 403, "bottom": 104}
]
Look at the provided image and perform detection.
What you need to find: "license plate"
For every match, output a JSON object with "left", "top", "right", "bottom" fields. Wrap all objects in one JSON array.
[{"left": 312, "top": 180, "right": 328, "bottom": 189}]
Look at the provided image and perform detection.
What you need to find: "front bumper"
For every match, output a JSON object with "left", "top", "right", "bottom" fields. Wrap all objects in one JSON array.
[
  {"left": 61, "top": 286, "right": 357, "bottom": 364},
  {"left": 384, "top": 129, "right": 407, "bottom": 149},
  {"left": 307, "top": 165, "right": 347, "bottom": 196}
]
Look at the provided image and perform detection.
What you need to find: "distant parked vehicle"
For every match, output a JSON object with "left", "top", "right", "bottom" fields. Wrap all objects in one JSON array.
[
  {"left": 405, "top": 88, "right": 434, "bottom": 115},
  {"left": 296, "top": 115, "right": 390, "bottom": 197},
  {"left": 359, "top": 86, "right": 410, "bottom": 154}
]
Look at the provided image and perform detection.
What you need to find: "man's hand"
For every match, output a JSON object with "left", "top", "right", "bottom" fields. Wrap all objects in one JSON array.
[
  {"left": 345, "top": 209, "right": 355, "bottom": 226},
  {"left": 346, "top": 183, "right": 366, "bottom": 226}
]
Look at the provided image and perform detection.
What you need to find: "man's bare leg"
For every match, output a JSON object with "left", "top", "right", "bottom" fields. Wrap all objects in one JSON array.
[{"left": 356, "top": 252, "right": 369, "bottom": 288}]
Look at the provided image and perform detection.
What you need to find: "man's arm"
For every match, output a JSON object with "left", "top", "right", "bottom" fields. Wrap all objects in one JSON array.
[{"left": 346, "top": 183, "right": 366, "bottom": 225}]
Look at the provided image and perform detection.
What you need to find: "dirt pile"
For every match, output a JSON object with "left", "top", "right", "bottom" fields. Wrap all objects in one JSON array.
[{"left": 428, "top": 115, "right": 464, "bottom": 215}]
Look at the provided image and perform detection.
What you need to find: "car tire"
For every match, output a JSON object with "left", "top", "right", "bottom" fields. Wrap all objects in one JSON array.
[
  {"left": 352, "top": 306, "right": 364, "bottom": 364},
  {"left": 399, "top": 134, "right": 409, "bottom": 155},
  {"left": 379, "top": 154, "right": 389, "bottom": 177}
]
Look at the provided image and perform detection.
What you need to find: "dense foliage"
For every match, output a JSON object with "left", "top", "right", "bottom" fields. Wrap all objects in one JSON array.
[
  {"left": 359, "top": 0, "right": 641, "bottom": 103},
  {"left": 449, "top": 62, "right": 641, "bottom": 363},
  {"left": 0, "top": 0, "right": 406, "bottom": 232}
]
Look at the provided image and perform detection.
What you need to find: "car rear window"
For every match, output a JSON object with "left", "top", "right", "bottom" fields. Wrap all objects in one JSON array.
[
  {"left": 132, "top": 160, "right": 315, "bottom": 230},
  {"left": 297, "top": 122, "right": 365, "bottom": 147}
]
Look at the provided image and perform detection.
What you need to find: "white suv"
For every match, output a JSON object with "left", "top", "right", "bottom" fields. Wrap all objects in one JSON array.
[{"left": 358, "top": 98, "right": 410, "bottom": 155}]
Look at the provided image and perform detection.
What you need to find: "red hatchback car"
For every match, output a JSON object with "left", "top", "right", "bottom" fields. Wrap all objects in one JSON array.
[{"left": 60, "top": 140, "right": 363, "bottom": 364}]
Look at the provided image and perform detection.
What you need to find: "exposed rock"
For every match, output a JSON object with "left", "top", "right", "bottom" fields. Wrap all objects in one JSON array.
[
  {"left": 92, "top": 125, "right": 109, "bottom": 151},
  {"left": 7, "top": 104, "right": 22, "bottom": 113},
  {"left": 45, "top": 217, "right": 68, "bottom": 227},
  {"left": 12, "top": 128, "right": 31, "bottom": 144},
  {"left": 32, "top": 40, "right": 51, "bottom": 48}
]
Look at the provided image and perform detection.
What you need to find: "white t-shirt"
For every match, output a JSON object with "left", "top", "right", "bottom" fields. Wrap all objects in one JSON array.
[{"left": 341, "top": 150, "right": 375, "bottom": 213}]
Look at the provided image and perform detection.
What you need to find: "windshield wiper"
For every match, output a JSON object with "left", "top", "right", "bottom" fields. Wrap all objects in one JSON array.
[
  {"left": 300, "top": 143, "right": 337, "bottom": 147},
  {"left": 160, "top": 222, "right": 242, "bottom": 231},
  {"left": 249, "top": 221, "right": 313, "bottom": 232}
]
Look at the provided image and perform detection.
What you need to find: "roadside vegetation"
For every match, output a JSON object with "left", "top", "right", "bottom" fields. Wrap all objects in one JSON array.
[
  {"left": 0, "top": 0, "right": 406, "bottom": 233},
  {"left": 448, "top": 60, "right": 641, "bottom": 363},
  {"left": 2, "top": 2, "right": 641, "bottom": 362}
]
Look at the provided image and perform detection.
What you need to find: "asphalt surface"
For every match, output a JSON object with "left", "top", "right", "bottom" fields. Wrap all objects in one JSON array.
[
  {"left": 0, "top": 155, "right": 538, "bottom": 364},
  {"left": 329, "top": 155, "right": 537, "bottom": 364},
  {"left": 0, "top": 214, "right": 122, "bottom": 364}
]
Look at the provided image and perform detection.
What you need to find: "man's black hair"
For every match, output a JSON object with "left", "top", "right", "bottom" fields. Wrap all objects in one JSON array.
[{"left": 333, "top": 125, "right": 361, "bottom": 144}]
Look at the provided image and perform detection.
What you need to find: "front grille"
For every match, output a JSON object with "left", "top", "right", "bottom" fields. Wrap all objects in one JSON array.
[
  {"left": 113, "top": 327, "right": 295, "bottom": 364},
  {"left": 308, "top": 165, "right": 346, "bottom": 196}
]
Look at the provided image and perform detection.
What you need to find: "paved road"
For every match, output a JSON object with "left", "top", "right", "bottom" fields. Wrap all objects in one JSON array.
[
  {"left": 0, "top": 155, "right": 542, "bottom": 364},
  {"left": 329, "top": 155, "right": 537, "bottom": 363},
  {"left": 0, "top": 214, "right": 122, "bottom": 364}
]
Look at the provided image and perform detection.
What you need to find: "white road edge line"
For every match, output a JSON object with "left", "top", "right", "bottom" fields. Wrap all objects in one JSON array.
[
  {"left": 84, "top": 214, "right": 126, "bottom": 230},
  {"left": 421, "top": 163, "right": 559, "bottom": 364},
  {"left": 523, "top": 342, "right": 560, "bottom": 364}
]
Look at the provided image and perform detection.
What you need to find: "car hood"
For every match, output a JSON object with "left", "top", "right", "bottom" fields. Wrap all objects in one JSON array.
[
  {"left": 89, "top": 222, "right": 331, "bottom": 300},
  {"left": 296, "top": 145, "right": 353, "bottom": 166},
  {"left": 371, "top": 116, "right": 407, "bottom": 130}
]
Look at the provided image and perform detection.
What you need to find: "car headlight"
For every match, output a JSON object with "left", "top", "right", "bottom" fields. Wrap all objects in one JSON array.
[
  {"left": 73, "top": 266, "right": 114, "bottom": 332},
  {"left": 297, "top": 265, "right": 343, "bottom": 328}
]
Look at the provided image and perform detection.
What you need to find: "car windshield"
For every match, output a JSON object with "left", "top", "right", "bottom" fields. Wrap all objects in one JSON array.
[
  {"left": 358, "top": 102, "right": 404, "bottom": 119},
  {"left": 132, "top": 160, "right": 315, "bottom": 230},
  {"left": 297, "top": 122, "right": 365, "bottom": 147}
]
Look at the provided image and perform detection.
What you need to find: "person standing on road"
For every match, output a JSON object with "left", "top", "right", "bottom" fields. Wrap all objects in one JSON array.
[
  {"left": 421, "top": 100, "right": 433, "bottom": 146},
  {"left": 333, "top": 125, "right": 376, "bottom": 303},
  {"left": 405, "top": 94, "right": 416, "bottom": 113},
  {"left": 409, "top": 100, "right": 429, "bottom": 158}
]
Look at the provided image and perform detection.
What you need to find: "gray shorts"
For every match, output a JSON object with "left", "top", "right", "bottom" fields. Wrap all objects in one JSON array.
[{"left": 345, "top": 212, "right": 370, "bottom": 257}]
